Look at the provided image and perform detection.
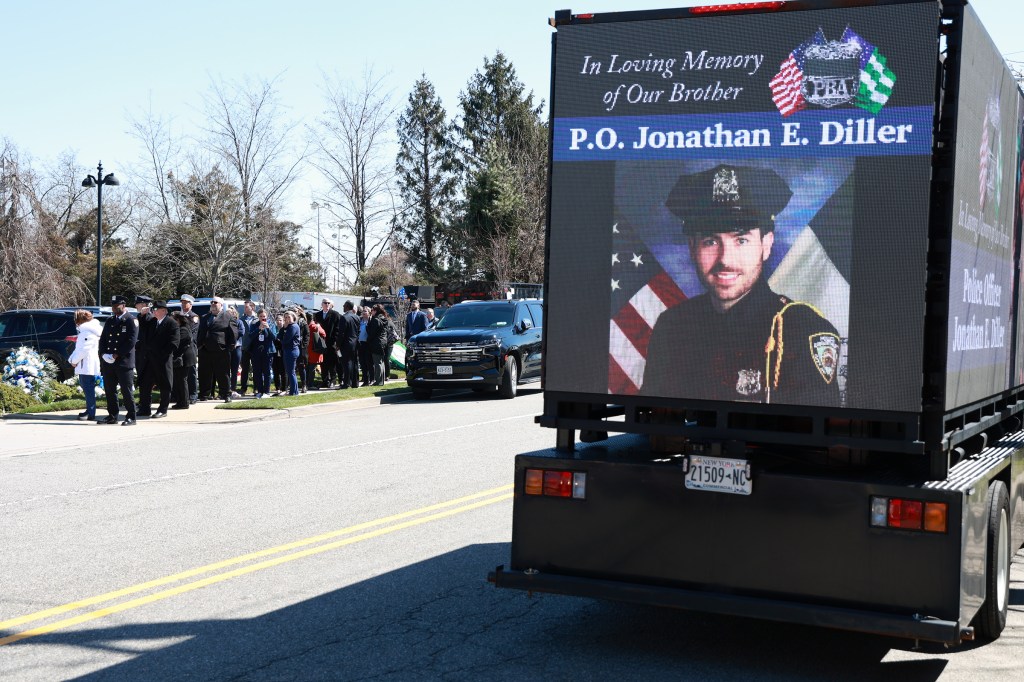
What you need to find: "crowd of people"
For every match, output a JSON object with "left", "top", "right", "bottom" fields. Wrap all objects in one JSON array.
[{"left": 69, "top": 295, "right": 402, "bottom": 426}]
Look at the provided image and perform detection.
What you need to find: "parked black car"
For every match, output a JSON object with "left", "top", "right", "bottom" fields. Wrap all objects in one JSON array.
[
  {"left": 0, "top": 309, "right": 114, "bottom": 380},
  {"left": 405, "top": 299, "right": 543, "bottom": 399}
]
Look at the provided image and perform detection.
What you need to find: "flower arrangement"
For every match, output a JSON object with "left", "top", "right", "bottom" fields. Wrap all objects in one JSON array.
[
  {"left": 2, "top": 346, "right": 58, "bottom": 401},
  {"left": 62, "top": 376, "right": 106, "bottom": 400}
]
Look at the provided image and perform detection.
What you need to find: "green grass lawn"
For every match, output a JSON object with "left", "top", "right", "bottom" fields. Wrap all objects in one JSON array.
[
  {"left": 14, "top": 398, "right": 88, "bottom": 414},
  {"left": 216, "top": 383, "right": 410, "bottom": 409}
]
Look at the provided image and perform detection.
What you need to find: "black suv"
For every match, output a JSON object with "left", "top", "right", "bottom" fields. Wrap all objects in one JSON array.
[
  {"left": 0, "top": 309, "right": 114, "bottom": 380},
  {"left": 405, "top": 299, "right": 543, "bottom": 399}
]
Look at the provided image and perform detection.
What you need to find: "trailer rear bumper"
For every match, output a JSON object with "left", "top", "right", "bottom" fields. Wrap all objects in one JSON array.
[{"left": 489, "top": 565, "right": 971, "bottom": 645}]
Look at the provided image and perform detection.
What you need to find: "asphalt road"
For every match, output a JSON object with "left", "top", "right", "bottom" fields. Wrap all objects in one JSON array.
[{"left": 0, "top": 390, "right": 1021, "bottom": 681}]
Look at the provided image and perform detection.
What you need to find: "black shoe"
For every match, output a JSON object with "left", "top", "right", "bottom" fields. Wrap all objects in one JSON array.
[
  {"left": 78, "top": 411, "right": 89, "bottom": 418},
  {"left": 152, "top": 412, "right": 167, "bottom": 419},
  {"left": 99, "top": 416, "right": 118, "bottom": 425},
  {"left": 198, "top": 396, "right": 209, "bottom": 402},
  {"left": 121, "top": 418, "right": 136, "bottom": 426},
  {"left": 224, "top": 396, "right": 233, "bottom": 403},
  {"left": 78, "top": 414, "right": 92, "bottom": 421},
  {"left": 171, "top": 404, "right": 189, "bottom": 410},
  {"left": 189, "top": 398, "right": 198, "bottom": 405},
  {"left": 137, "top": 411, "right": 152, "bottom": 418}
]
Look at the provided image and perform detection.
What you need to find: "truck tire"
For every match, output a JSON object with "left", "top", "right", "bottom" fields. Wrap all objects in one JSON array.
[
  {"left": 975, "top": 480, "right": 1010, "bottom": 640},
  {"left": 499, "top": 355, "right": 519, "bottom": 399},
  {"left": 412, "top": 388, "right": 432, "bottom": 400}
]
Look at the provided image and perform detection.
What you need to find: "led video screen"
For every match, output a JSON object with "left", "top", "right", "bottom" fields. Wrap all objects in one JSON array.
[
  {"left": 946, "top": 5, "right": 1021, "bottom": 409},
  {"left": 544, "top": 1, "right": 940, "bottom": 411}
]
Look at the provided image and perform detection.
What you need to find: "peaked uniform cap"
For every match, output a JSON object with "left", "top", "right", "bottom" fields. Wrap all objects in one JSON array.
[{"left": 666, "top": 164, "right": 793, "bottom": 234}]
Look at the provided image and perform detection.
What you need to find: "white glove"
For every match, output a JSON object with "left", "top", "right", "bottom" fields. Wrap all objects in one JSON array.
[{"left": 102, "top": 354, "right": 115, "bottom": 364}]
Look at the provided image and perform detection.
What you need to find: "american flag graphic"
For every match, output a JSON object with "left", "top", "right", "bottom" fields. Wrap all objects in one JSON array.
[
  {"left": 769, "top": 52, "right": 806, "bottom": 117},
  {"left": 608, "top": 218, "right": 687, "bottom": 394}
]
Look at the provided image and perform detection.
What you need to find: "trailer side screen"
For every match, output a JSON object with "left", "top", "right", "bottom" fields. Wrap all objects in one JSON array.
[
  {"left": 544, "top": 0, "right": 940, "bottom": 411},
  {"left": 946, "top": 5, "right": 1022, "bottom": 410}
]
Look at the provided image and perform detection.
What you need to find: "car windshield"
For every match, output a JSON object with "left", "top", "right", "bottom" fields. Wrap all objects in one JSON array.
[{"left": 435, "top": 305, "right": 514, "bottom": 329}]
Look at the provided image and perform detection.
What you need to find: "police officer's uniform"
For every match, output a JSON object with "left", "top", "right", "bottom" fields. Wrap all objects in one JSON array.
[
  {"left": 641, "top": 164, "right": 841, "bottom": 406},
  {"left": 134, "top": 295, "right": 159, "bottom": 416},
  {"left": 179, "top": 294, "right": 201, "bottom": 403},
  {"left": 98, "top": 295, "right": 139, "bottom": 424}
]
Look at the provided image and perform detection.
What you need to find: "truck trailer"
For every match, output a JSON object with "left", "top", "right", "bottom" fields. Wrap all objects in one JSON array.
[{"left": 491, "top": 0, "right": 1024, "bottom": 645}]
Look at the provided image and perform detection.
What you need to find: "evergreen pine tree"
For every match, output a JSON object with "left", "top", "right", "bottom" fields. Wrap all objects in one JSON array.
[
  {"left": 394, "top": 76, "right": 460, "bottom": 278},
  {"left": 457, "top": 52, "right": 548, "bottom": 283}
]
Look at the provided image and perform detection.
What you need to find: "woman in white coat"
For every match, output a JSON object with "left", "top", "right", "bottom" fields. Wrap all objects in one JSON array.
[{"left": 69, "top": 309, "right": 103, "bottom": 421}]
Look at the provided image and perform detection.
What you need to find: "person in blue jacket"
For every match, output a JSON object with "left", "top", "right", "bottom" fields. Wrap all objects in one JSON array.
[
  {"left": 278, "top": 310, "right": 302, "bottom": 396},
  {"left": 243, "top": 309, "right": 278, "bottom": 399}
]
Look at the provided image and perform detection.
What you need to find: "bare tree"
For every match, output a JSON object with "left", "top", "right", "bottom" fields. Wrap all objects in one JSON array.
[
  {"left": 201, "top": 75, "right": 304, "bottom": 230},
  {"left": 309, "top": 68, "right": 396, "bottom": 278},
  {"left": 128, "top": 100, "right": 182, "bottom": 227},
  {"left": 0, "top": 142, "right": 89, "bottom": 309}
]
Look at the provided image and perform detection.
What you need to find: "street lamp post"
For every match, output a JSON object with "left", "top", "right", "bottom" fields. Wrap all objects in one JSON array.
[
  {"left": 82, "top": 162, "right": 120, "bottom": 306},
  {"left": 311, "top": 201, "right": 330, "bottom": 279}
]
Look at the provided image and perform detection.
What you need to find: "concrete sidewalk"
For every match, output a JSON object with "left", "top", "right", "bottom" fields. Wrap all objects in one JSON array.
[{"left": 2, "top": 384, "right": 414, "bottom": 426}]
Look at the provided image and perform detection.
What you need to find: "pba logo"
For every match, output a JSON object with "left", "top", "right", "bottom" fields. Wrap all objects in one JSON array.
[{"left": 769, "top": 28, "right": 896, "bottom": 117}]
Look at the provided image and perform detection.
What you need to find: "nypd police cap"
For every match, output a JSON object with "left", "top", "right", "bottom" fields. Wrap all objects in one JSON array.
[
  {"left": 134, "top": 294, "right": 153, "bottom": 305},
  {"left": 110, "top": 295, "right": 129, "bottom": 305},
  {"left": 666, "top": 164, "right": 793, "bottom": 234}
]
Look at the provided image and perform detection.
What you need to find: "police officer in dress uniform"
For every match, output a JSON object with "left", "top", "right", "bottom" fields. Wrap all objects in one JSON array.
[
  {"left": 642, "top": 164, "right": 841, "bottom": 406},
  {"left": 133, "top": 294, "right": 158, "bottom": 417},
  {"left": 147, "top": 301, "right": 179, "bottom": 417},
  {"left": 179, "top": 294, "right": 201, "bottom": 403},
  {"left": 98, "top": 295, "right": 139, "bottom": 425}
]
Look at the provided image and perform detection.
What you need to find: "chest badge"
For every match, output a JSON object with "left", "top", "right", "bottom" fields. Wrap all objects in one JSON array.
[
  {"left": 809, "top": 333, "right": 841, "bottom": 383},
  {"left": 736, "top": 368, "right": 763, "bottom": 396}
]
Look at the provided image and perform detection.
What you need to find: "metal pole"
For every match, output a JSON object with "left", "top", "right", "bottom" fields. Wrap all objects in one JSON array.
[
  {"left": 316, "top": 204, "right": 321, "bottom": 267},
  {"left": 96, "top": 162, "right": 103, "bottom": 306}
]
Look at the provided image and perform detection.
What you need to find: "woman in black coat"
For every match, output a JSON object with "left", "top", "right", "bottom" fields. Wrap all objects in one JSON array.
[{"left": 171, "top": 312, "right": 197, "bottom": 409}]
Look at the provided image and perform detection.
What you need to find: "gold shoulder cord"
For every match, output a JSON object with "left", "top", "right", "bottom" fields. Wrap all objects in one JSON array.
[{"left": 763, "top": 301, "right": 828, "bottom": 403}]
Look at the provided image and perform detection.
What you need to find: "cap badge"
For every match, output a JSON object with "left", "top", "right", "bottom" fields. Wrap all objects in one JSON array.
[
  {"left": 735, "top": 368, "right": 762, "bottom": 396},
  {"left": 712, "top": 168, "right": 740, "bottom": 204}
]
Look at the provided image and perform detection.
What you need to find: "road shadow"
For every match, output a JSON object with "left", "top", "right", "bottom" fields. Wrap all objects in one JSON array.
[
  {"left": 0, "top": 543, "right": 968, "bottom": 681},
  {"left": 404, "top": 386, "right": 543, "bottom": 406}
]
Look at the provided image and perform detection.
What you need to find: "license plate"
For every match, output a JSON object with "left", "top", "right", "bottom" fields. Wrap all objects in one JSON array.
[
  {"left": 436, "top": 365, "right": 453, "bottom": 375},
  {"left": 685, "top": 455, "right": 752, "bottom": 495}
]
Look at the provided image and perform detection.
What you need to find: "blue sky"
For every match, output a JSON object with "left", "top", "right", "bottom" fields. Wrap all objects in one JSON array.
[{"left": 3, "top": 0, "right": 1021, "bottom": 232}]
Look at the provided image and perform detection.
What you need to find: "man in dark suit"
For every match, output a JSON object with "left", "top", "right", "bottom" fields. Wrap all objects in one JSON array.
[
  {"left": 134, "top": 294, "right": 159, "bottom": 417},
  {"left": 197, "top": 297, "right": 237, "bottom": 403},
  {"left": 147, "top": 301, "right": 179, "bottom": 417},
  {"left": 314, "top": 298, "right": 342, "bottom": 388},
  {"left": 338, "top": 301, "right": 361, "bottom": 389},
  {"left": 405, "top": 299, "right": 428, "bottom": 341},
  {"left": 98, "top": 295, "right": 139, "bottom": 426}
]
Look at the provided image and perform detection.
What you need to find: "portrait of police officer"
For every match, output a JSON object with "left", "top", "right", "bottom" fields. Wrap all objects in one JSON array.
[{"left": 641, "top": 164, "right": 842, "bottom": 406}]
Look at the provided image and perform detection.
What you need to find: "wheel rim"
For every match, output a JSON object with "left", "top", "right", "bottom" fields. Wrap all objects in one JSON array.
[
  {"left": 510, "top": 358, "right": 518, "bottom": 384},
  {"left": 996, "top": 508, "right": 1009, "bottom": 613}
]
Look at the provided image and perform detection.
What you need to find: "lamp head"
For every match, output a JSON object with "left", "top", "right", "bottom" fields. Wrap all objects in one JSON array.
[
  {"left": 102, "top": 173, "right": 120, "bottom": 186},
  {"left": 81, "top": 175, "right": 96, "bottom": 188}
]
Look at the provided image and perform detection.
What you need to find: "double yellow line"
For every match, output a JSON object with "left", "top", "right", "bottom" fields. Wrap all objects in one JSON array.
[{"left": 0, "top": 484, "right": 513, "bottom": 647}]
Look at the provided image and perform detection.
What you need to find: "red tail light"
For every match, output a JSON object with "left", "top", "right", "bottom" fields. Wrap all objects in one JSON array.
[
  {"left": 65, "top": 335, "right": 78, "bottom": 342},
  {"left": 873, "top": 496, "right": 946, "bottom": 533},
  {"left": 543, "top": 471, "right": 573, "bottom": 497},
  {"left": 524, "top": 469, "right": 586, "bottom": 499}
]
